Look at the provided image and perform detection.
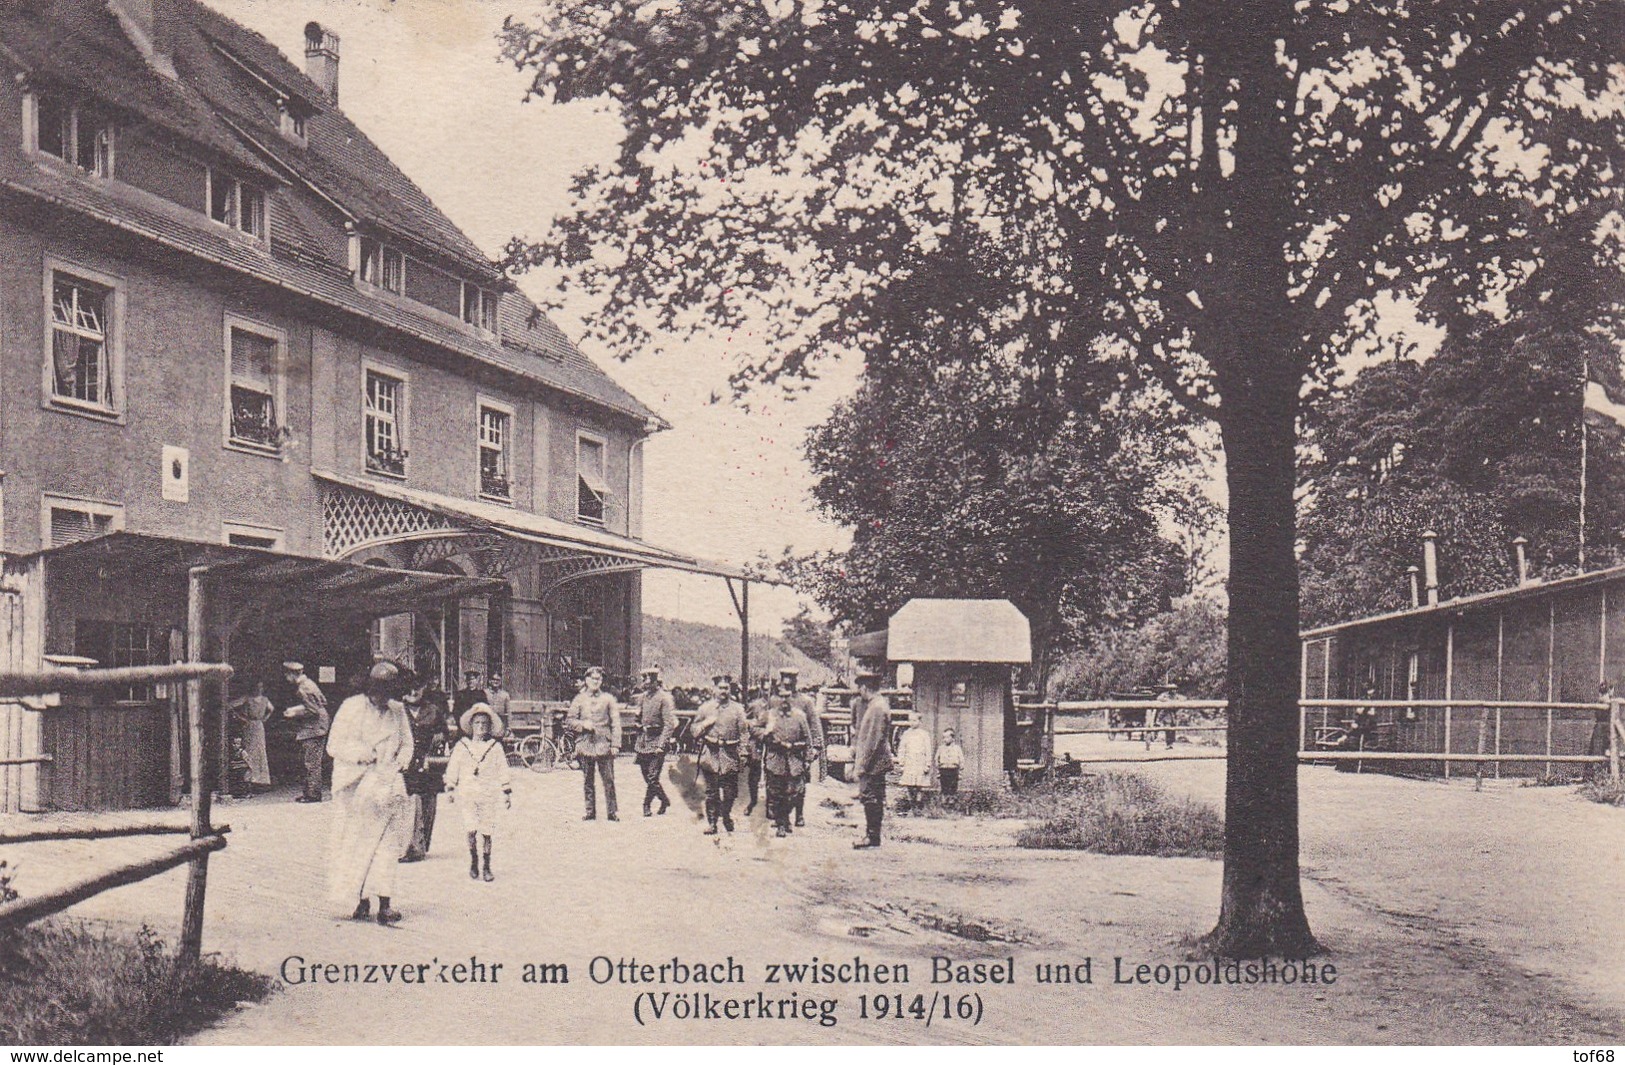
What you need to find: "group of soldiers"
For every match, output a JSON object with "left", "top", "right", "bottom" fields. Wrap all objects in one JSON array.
[{"left": 603, "top": 662, "right": 894, "bottom": 846}]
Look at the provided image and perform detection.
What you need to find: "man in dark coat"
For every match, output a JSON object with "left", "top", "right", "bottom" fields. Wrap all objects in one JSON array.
[
  {"left": 694, "top": 677, "right": 747, "bottom": 834},
  {"left": 453, "top": 670, "right": 488, "bottom": 718},
  {"left": 283, "top": 661, "right": 330, "bottom": 803},
  {"left": 634, "top": 666, "right": 677, "bottom": 816},
  {"left": 851, "top": 670, "right": 893, "bottom": 849}
]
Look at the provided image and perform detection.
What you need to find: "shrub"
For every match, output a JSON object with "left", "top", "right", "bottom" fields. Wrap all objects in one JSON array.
[
  {"left": 1579, "top": 775, "right": 1625, "bottom": 806},
  {"left": 0, "top": 920, "right": 273, "bottom": 1045}
]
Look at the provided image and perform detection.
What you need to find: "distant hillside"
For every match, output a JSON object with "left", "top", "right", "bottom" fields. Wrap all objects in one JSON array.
[{"left": 642, "top": 615, "right": 836, "bottom": 688}]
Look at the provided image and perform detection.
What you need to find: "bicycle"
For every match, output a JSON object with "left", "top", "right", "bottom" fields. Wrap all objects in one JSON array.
[{"left": 518, "top": 719, "right": 579, "bottom": 772}]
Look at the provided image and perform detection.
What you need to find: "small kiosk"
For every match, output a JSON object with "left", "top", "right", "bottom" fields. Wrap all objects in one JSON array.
[{"left": 887, "top": 598, "right": 1035, "bottom": 792}]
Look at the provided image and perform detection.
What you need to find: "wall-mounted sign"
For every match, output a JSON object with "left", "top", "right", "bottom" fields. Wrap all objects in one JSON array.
[{"left": 161, "top": 445, "right": 189, "bottom": 503}]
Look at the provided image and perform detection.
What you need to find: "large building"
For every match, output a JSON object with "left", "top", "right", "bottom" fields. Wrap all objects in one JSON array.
[{"left": 0, "top": 0, "right": 735, "bottom": 811}]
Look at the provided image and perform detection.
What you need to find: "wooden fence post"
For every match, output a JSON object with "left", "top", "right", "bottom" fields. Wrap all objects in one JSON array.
[
  {"left": 180, "top": 568, "right": 211, "bottom": 966},
  {"left": 1610, "top": 698, "right": 1620, "bottom": 784}
]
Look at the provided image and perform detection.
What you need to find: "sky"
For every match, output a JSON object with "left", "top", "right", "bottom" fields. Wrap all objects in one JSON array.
[{"left": 202, "top": 0, "right": 860, "bottom": 633}]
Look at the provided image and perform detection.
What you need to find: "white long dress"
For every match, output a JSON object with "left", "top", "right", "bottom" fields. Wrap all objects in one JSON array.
[
  {"left": 325, "top": 694, "right": 414, "bottom": 906},
  {"left": 897, "top": 726, "right": 935, "bottom": 788},
  {"left": 233, "top": 694, "right": 273, "bottom": 786}
]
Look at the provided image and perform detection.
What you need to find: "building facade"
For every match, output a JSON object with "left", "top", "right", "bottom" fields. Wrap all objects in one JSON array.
[{"left": 0, "top": 0, "right": 717, "bottom": 810}]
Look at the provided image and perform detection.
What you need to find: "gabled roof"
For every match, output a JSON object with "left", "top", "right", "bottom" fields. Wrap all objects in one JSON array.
[
  {"left": 0, "top": 0, "right": 664, "bottom": 428},
  {"left": 887, "top": 599, "right": 1033, "bottom": 664}
]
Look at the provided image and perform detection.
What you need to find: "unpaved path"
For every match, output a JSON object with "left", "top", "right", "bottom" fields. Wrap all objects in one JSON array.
[{"left": 3, "top": 753, "right": 1620, "bottom": 1045}]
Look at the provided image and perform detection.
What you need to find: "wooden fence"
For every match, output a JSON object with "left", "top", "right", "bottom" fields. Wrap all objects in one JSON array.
[
  {"left": 0, "top": 661, "right": 232, "bottom": 964},
  {"left": 1031, "top": 698, "right": 1622, "bottom": 777}
]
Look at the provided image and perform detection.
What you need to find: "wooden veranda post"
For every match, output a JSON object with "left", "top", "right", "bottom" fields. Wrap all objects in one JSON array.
[
  {"left": 180, "top": 567, "right": 212, "bottom": 965},
  {"left": 1610, "top": 697, "right": 1621, "bottom": 783}
]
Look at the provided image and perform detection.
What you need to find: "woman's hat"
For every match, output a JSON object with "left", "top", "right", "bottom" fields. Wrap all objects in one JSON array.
[{"left": 459, "top": 703, "right": 506, "bottom": 739}]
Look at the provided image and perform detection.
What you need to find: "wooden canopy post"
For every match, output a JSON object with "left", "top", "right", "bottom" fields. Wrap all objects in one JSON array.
[
  {"left": 725, "top": 577, "right": 750, "bottom": 691},
  {"left": 180, "top": 566, "right": 213, "bottom": 966}
]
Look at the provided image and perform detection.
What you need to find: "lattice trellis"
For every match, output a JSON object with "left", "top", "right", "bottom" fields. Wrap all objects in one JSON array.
[
  {"left": 321, "top": 481, "right": 467, "bottom": 559},
  {"left": 537, "top": 554, "right": 643, "bottom": 603}
]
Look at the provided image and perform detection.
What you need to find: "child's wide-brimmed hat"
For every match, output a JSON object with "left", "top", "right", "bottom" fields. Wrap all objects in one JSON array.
[{"left": 459, "top": 703, "right": 506, "bottom": 739}]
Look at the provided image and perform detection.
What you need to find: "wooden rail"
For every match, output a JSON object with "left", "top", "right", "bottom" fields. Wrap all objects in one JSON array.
[{"left": 0, "top": 654, "right": 231, "bottom": 964}]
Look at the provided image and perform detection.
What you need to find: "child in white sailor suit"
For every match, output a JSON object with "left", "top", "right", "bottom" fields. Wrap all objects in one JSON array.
[{"left": 444, "top": 704, "right": 512, "bottom": 881}]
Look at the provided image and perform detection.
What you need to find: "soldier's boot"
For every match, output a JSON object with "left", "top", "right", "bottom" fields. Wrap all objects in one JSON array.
[
  {"left": 703, "top": 796, "right": 719, "bottom": 835},
  {"left": 852, "top": 804, "right": 882, "bottom": 849}
]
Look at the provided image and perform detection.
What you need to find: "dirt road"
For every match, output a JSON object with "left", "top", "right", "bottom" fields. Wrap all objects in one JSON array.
[{"left": 5, "top": 753, "right": 1620, "bottom": 1044}]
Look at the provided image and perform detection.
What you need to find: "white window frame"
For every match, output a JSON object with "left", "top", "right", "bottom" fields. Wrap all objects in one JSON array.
[
  {"left": 575, "top": 430, "right": 611, "bottom": 525},
  {"left": 222, "top": 521, "right": 285, "bottom": 551},
  {"left": 362, "top": 361, "right": 410, "bottom": 479},
  {"left": 42, "top": 258, "right": 125, "bottom": 421},
  {"left": 477, "top": 397, "right": 516, "bottom": 502},
  {"left": 41, "top": 494, "right": 125, "bottom": 550},
  {"left": 222, "top": 314, "right": 287, "bottom": 455},
  {"left": 25, "top": 90, "right": 115, "bottom": 178},
  {"left": 359, "top": 237, "right": 406, "bottom": 295},
  {"left": 461, "top": 282, "right": 498, "bottom": 334},
  {"left": 204, "top": 168, "right": 266, "bottom": 241}
]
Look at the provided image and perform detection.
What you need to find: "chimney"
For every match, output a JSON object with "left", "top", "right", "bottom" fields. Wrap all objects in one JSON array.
[
  {"left": 1407, "top": 565, "right": 1421, "bottom": 608},
  {"left": 1512, "top": 536, "right": 1531, "bottom": 585},
  {"left": 304, "top": 22, "right": 341, "bottom": 102},
  {"left": 107, "top": 0, "right": 178, "bottom": 79},
  {"left": 1422, "top": 530, "right": 1439, "bottom": 607}
]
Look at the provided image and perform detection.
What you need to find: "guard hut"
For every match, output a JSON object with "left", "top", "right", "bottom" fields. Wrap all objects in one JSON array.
[{"left": 886, "top": 598, "right": 1033, "bottom": 792}]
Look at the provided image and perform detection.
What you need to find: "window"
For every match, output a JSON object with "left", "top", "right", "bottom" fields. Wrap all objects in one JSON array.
[
  {"left": 364, "top": 367, "right": 408, "bottom": 477},
  {"left": 462, "top": 283, "right": 498, "bottom": 332},
  {"left": 226, "top": 320, "right": 284, "bottom": 451},
  {"left": 576, "top": 433, "right": 609, "bottom": 524},
  {"left": 360, "top": 237, "right": 405, "bottom": 295},
  {"left": 206, "top": 169, "right": 265, "bottom": 238},
  {"left": 223, "top": 522, "right": 284, "bottom": 550},
  {"left": 478, "top": 403, "right": 512, "bottom": 499},
  {"left": 49, "top": 271, "right": 116, "bottom": 411},
  {"left": 279, "top": 101, "right": 307, "bottom": 143},
  {"left": 74, "top": 621, "right": 163, "bottom": 702},
  {"left": 31, "top": 91, "right": 114, "bottom": 177},
  {"left": 42, "top": 495, "right": 124, "bottom": 549}
]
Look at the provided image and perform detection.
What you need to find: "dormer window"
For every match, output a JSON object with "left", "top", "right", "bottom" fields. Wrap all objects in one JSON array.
[
  {"left": 206, "top": 169, "right": 266, "bottom": 239},
  {"left": 278, "top": 99, "right": 308, "bottom": 144},
  {"left": 360, "top": 237, "right": 405, "bottom": 295},
  {"left": 461, "top": 282, "right": 498, "bottom": 333},
  {"left": 30, "top": 90, "right": 114, "bottom": 177}
]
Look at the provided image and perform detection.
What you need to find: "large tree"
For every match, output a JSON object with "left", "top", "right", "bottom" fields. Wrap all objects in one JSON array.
[
  {"left": 503, "top": 0, "right": 1622, "bottom": 955},
  {"left": 789, "top": 329, "right": 1208, "bottom": 690}
]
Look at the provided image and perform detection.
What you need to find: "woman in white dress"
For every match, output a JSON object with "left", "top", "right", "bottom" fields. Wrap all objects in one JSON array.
[
  {"left": 896, "top": 713, "right": 935, "bottom": 813},
  {"left": 444, "top": 704, "right": 512, "bottom": 882},
  {"left": 229, "top": 680, "right": 274, "bottom": 790},
  {"left": 325, "top": 662, "right": 414, "bottom": 925}
]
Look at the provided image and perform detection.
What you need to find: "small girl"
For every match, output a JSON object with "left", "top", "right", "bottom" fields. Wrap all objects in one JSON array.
[
  {"left": 936, "top": 728, "right": 964, "bottom": 798},
  {"left": 444, "top": 704, "right": 512, "bottom": 882}
]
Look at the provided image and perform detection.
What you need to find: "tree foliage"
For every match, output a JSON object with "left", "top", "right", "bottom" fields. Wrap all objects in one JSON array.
[
  {"left": 785, "top": 334, "right": 1212, "bottom": 688},
  {"left": 778, "top": 604, "right": 835, "bottom": 666},
  {"left": 501, "top": 0, "right": 1623, "bottom": 956},
  {"left": 1052, "top": 597, "right": 1228, "bottom": 700}
]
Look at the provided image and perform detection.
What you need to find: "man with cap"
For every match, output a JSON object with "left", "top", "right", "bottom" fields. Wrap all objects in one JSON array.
[
  {"left": 779, "top": 667, "right": 824, "bottom": 827},
  {"left": 485, "top": 672, "right": 512, "bottom": 731},
  {"left": 693, "top": 675, "right": 746, "bottom": 834},
  {"left": 283, "top": 661, "right": 330, "bottom": 803},
  {"left": 851, "top": 670, "right": 893, "bottom": 849},
  {"left": 567, "top": 666, "right": 620, "bottom": 820},
  {"left": 326, "top": 661, "right": 413, "bottom": 924},
  {"left": 757, "top": 681, "right": 813, "bottom": 837},
  {"left": 453, "top": 670, "right": 488, "bottom": 719},
  {"left": 634, "top": 665, "right": 677, "bottom": 816}
]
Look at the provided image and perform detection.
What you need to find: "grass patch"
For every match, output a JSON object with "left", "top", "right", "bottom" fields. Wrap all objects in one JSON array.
[
  {"left": 1011, "top": 773, "right": 1224, "bottom": 857},
  {"left": 0, "top": 920, "right": 274, "bottom": 1044}
]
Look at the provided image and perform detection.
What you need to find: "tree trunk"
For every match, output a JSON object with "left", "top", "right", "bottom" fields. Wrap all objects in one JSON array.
[{"left": 1206, "top": 384, "right": 1319, "bottom": 958}]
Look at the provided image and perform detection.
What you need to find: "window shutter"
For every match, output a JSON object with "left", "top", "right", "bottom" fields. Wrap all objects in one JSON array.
[
  {"left": 230, "top": 329, "right": 276, "bottom": 390},
  {"left": 50, "top": 508, "right": 110, "bottom": 548}
]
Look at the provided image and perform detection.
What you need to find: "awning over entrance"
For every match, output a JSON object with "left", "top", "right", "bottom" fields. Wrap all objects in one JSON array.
[
  {"left": 20, "top": 531, "right": 504, "bottom": 622},
  {"left": 314, "top": 468, "right": 752, "bottom": 579}
]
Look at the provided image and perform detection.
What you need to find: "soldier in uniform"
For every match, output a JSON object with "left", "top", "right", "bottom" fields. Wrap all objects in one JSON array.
[
  {"left": 693, "top": 675, "right": 747, "bottom": 834},
  {"left": 567, "top": 665, "right": 620, "bottom": 821},
  {"left": 758, "top": 683, "right": 812, "bottom": 837},
  {"left": 741, "top": 680, "right": 771, "bottom": 816},
  {"left": 851, "top": 670, "right": 893, "bottom": 850},
  {"left": 779, "top": 667, "right": 823, "bottom": 827},
  {"left": 283, "top": 661, "right": 330, "bottom": 803},
  {"left": 634, "top": 665, "right": 677, "bottom": 816}
]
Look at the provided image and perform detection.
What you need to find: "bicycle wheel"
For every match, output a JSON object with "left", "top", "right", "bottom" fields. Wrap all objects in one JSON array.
[{"left": 518, "top": 735, "right": 554, "bottom": 772}]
